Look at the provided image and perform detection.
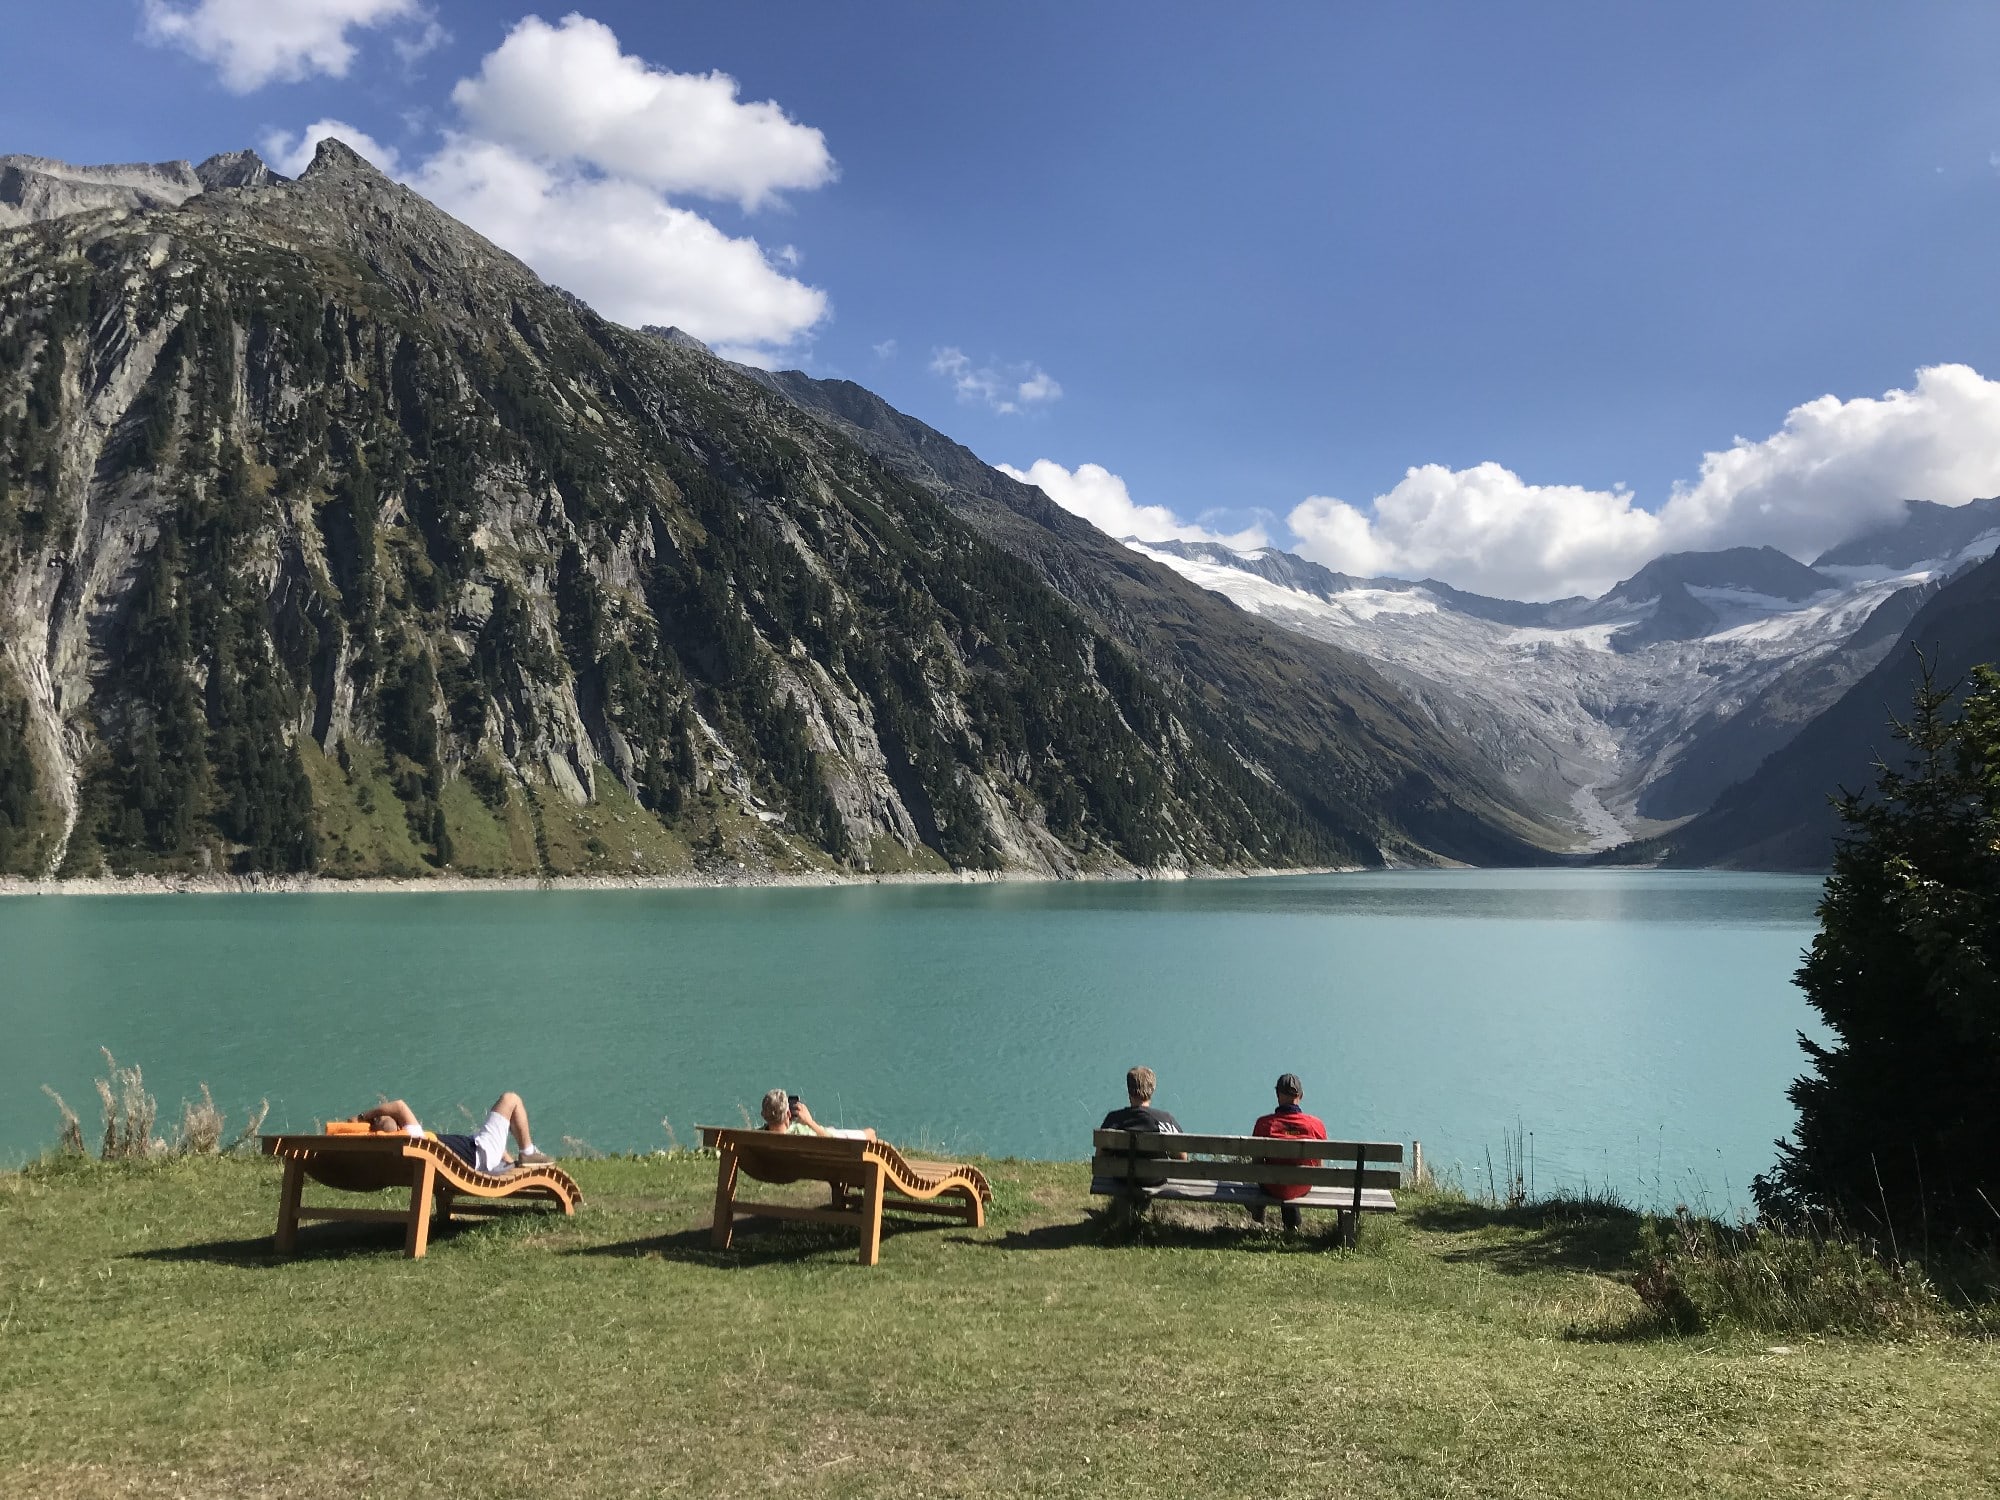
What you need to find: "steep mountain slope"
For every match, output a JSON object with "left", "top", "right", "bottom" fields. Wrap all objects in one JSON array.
[
  {"left": 0, "top": 141, "right": 1554, "bottom": 881},
  {"left": 1645, "top": 551, "right": 2000, "bottom": 869},
  {"left": 737, "top": 369, "right": 1561, "bottom": 864},
  {"left": 1139, "top": 521, "right": 2000, "bottom": 849}
]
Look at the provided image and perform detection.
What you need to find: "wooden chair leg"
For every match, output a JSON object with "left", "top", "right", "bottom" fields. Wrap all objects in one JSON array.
[
  {"left": 859, "top": 1162, "right": 885, "bottom": 1267},
  {"left": 961, "top": 1185, "right": 985, "bottom": 1229},
  {"left": 405, "top": 1158, "right": 437, "bottom": 1259},
  {"left": 274, "top": 1157, "right": 304, "bottom": 1254},
  {"left": 434, "top": 1190, "right": 455, "bottom": 1228},
  {"left": 710, "top": 1147, "right": 740, "bottom": 1250},
  {"left": 1337, "top": 1209, "right": 1357, "bottom": 1248}
]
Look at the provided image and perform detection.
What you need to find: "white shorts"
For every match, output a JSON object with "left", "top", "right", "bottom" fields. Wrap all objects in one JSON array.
[{"left": 469, "top": 1109, "right": 511, "bottom": 1173}]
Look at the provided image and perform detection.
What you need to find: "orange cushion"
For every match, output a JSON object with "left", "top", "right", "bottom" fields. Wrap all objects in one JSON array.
[{"left": 323, "top": 1120, "right": 377, "bottom": 1136}]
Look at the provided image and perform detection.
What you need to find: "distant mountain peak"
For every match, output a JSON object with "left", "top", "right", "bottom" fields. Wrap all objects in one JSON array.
[
  {"left": 299, "top": 136, "right": 388, "bottom": 184},
  {"left": 194, "top": 149, "right": 284, "bottom": 191},
  {"left": 1813, "top": 497, "right": 2000, "bottom": 571},
  {"left": 1605, "top": 545, "right": 1832, "bottom": 606}
]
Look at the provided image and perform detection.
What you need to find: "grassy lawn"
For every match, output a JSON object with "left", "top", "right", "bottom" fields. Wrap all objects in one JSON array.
[{"left": 1, "top": 1156, "right": 1994, "bottom": 1499}]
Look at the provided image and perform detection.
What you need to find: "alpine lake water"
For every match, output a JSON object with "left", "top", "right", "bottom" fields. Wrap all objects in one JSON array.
[{"left": 4, "top": 869, "right": 1825, "bottom": 1210}]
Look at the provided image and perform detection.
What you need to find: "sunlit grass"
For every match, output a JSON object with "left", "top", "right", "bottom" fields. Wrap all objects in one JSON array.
[{"left": 1, "top": 1155, "right": 1994, "bottom": 1498}]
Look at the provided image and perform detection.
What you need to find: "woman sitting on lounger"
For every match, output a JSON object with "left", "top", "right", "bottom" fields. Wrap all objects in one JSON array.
[
  {"left": 759, "top": 1088, "right": 876, "bottom": 1141},
  {"left": 353, "top": 1092, "right": 554, "bottom": 1173}
]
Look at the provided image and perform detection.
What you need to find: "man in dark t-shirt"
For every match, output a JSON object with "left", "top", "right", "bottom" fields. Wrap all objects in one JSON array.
[
  {"left": 1098, "top": 1065, "right": 1183, "bottom": 1203},
  {"left": 1098, "top": 1065, "right": 1182, "bottom": 1135}
]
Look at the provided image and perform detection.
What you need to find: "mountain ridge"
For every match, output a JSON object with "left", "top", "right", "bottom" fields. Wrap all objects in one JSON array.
[{"left": 0, "top": 140, "right": 1559, "bottom": 881}]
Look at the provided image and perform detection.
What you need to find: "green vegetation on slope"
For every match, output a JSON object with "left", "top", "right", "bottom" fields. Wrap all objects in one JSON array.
[
  {"left": 2, "top": 1156, "right": 1994, "bottom": 1500},
  {"left": 0, "top": 143, "right": 1561, "bottom": 884}
]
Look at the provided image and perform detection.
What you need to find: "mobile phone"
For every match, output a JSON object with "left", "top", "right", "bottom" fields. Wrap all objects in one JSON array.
[{"left": 788, "top": 1094, "right": 802, "bottom": 1111}]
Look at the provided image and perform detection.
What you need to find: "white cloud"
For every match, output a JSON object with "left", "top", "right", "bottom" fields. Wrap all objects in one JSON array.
[
  {"left": 1289, "top": 466, "right": 1661, "bottom": 601},
  {"left": 999, "top": 460, "right": 1268, "bottom": 550},
  {"left": 410, "top": 136, "right": 826, "bottom": 351},
  {"left": 264, "top": 14, "right": 834, "bottom": 361},
  {"left": 449, "top": 14, "right": 834, "bottom": 211},
  {"left": 1287, "top": 364, "right": 2000, "bottom": 600},
  {"left": 391, "top": 16, "right": 446, "bottom": 65},
  {"left": 872, "top": 339, "right": 897, "bottom": 360},
  {"left": 931, "top": 348, "right": 1063, "bottom": 415},
  {"left": 261, "top": 118, "right": 402, "bottom": 177},
  {"left": 141, "top": 0, "right": 426, "bottom": 92}
]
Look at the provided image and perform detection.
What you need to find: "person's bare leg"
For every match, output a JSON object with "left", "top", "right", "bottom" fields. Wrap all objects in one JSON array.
[{"left": 491, "top": 1092, "right": 534, "bottom": 1154}]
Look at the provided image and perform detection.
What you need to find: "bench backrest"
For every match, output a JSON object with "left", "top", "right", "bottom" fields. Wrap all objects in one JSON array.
[{"left": 1091, "top": 1130, "right": 1404, "bottom": 1192}]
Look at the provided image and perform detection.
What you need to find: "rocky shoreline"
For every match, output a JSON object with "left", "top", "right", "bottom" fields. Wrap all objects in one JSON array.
[{"left": 0, "top": 864, "right": 1353, "bottom": 898}]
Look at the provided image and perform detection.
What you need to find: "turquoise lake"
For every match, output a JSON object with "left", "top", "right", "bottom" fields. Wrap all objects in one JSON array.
[{"left": 3, "top": 869, "right": 1824, "bottom": 1207}]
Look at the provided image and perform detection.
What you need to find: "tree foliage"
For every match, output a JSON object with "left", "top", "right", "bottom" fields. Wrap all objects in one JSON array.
[{"left": 1755, "top": 659, "right": 2000, "bottom": 1245}]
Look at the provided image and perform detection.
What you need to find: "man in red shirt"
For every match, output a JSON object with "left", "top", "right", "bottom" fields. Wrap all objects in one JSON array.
[{"left": 1250, "top": 1072, "right": 1327, "bottom": 1231}]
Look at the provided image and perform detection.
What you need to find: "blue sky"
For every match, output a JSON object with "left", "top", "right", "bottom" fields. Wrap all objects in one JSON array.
[{"left": 9, "top": 4, "right": 2000, "bottom": 598}]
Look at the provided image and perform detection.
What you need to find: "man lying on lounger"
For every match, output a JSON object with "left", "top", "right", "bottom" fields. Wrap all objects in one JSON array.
[{"left": 352, "top": 1092, "right": 555, "bottom": 1172}]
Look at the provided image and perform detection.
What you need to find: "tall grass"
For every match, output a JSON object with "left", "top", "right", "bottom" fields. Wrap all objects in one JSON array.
[
  {"left": 42, "top": 1051, "right": 266, "bottom": 1160},
  {"left": 1630, "top": 1206, "right": 1998, "bottom": 1338}
]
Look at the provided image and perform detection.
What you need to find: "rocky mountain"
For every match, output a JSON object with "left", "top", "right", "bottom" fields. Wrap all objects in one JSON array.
[
  {"left": 0, "top": 152, "right": 282, "bottom": 231},
  {"left": 1139, "top": 512, "right": 2000, "bottom": 851},
  {"left": 734, "top": 369, "right": 1557, "bottom": 865},
  {"left": 1642, "top": 549, "right": 2000, "bottom": 868},
  {"left": 0, "top": 141, "right": 1559, "bottom": 882}
]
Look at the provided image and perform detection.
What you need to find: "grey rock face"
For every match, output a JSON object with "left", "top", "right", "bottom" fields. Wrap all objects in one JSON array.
[
  {"left": 3, "top": 142, "right": 1543, "bottom": 880},
  {"left": 0, "top": 155, "right": 203, "bottom": 229}
]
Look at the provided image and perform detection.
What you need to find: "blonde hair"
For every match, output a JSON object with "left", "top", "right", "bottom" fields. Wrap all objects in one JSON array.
[
  {"left": 760, "top": 1088, "right": 789, "bottom": 1124},
  {"left": 1126, "top": 1066, "right": 1157, "bottom": 1103}
]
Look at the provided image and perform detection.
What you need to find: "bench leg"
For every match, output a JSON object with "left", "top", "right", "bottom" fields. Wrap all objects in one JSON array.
[
  {"left": 710, "top": 1146, "right": 740, "bottom": 1251},
  {"left": 1337, "top": 1209, "right": 1358, "bottom": 1248},
  {"left": 434, "top": 1190, "right": 455, "bottom": 1228},
  {"left": 273, "top": 1157, "right": 304, "bottom": 1254},
  {"left": 405, "top": 1158, "right": 437, "bottom": 1259},
  {"left": 859, "top": 1162, "right": 885, "bottom": 1267},
  {"left": 960, "top": 1184, "right": 985, "bottom": 1229}
]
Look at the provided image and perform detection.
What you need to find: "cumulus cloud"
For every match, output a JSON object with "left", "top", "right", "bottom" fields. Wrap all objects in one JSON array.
[
  {"left": 1288, "top": 365, "right": 2000, "bottom": 600},
  {"left": 141, "top": 0, "right": 427, "bottom": 92},
  {"left": 449, "top": 13, "right": 833, "bottom": 211},
  {"left": 264, "top": 14, "right": 833, "bottom": 361},
  {"left": 999, "top": 460, "right": 1269, "bottom": 550},
  {"left": 931, "top": 348, "right": 1063, "bottom": 414},
  {"left": 410, "top": 136, "right": 825, "bottom": 351},
  {"left": 262, "top": 118, "right": 402, "bottom": 177},
  {"left": 1289, "top": 466, "right": 1661, "bottom": 602}
]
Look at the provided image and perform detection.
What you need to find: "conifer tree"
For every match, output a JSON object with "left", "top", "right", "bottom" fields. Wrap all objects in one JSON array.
[{"left": 1754, "top": 659, "right": 2000, "bottom": 1244}]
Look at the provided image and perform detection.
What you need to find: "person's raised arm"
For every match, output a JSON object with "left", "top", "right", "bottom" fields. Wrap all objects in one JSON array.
[{"left": 355, "top": 1100, "right": 419, "bottom": 1134}]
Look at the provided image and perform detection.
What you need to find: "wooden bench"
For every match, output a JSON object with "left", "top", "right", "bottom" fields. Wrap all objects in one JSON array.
[
  {"left": 261, "top": 1132, "right": 581, "bottom": 1259},
  {"left": 699, "top": 1126, "right": 991, "bottom": 1266},
  {"left": 1090, "top": 1130, "right": 1402, "bottom": 1244}
]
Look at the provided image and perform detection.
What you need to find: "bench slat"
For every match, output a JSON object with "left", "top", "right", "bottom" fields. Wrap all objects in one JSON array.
[
  {"left": 1091, "top": 1154, "right": 1403, "bottom": 1190},
  {"left": 1092, "top": 1130, "right": 1403, "bottom": 1162},
  {"left": 1090, "top": 1178, "right": 1399, "bottom": 1212}
]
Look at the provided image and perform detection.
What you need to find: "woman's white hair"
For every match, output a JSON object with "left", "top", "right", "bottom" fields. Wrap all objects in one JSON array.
[{"left": 760, "top": 1088, "right": 789, "bottom": 1123}]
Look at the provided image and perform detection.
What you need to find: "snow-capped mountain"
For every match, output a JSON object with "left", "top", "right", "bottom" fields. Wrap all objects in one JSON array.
[{"left": 1134, "top": 498, "right": 2000, "bottom": 851}]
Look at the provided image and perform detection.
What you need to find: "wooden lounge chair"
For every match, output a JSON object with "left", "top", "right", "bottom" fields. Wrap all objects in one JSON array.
[
  {"left": 698, "top": 1126, "right": 991, "bottom": 1266},
  {"left": 261, "top": 1129, "right": 582, "bottom": 1259}
]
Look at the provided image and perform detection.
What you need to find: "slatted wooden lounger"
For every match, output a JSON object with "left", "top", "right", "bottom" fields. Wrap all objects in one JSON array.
[
  {"left": 261, "top": 1129, "right": 582, "bottom": 1259},
  {"left": 698, "top": 1126, "right": 992, "bottom": 1266}
]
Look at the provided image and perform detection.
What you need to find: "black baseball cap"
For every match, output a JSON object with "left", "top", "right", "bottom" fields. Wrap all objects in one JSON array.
[{"left": 1276, "top": 1073, "right": 1303, "bottom": 1096}]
